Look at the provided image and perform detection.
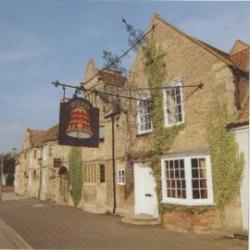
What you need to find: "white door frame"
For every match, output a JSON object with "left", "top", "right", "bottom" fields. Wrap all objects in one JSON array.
[{"left": 134, "top": 163, "right": 159, "bottom": 218}]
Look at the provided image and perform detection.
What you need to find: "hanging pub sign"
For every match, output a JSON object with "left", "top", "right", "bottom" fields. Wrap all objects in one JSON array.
[{"left": 58, "top": 97, "right": 99, "bottom": 147}]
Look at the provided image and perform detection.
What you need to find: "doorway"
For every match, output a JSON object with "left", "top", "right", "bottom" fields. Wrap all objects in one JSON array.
[{"left": 134, "top": 163, "right": 158, "bottom": 218}]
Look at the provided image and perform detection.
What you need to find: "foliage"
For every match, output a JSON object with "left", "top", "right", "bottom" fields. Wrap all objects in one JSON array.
[
  {"left": 69, "top": 147, "right": 83, "bottom": 207},
  {"left": 144, "top": 42, "right": 184, "bottom": 214},
  {"left": 3, "top": 153, "right": 15, "bottom": 174},
  {"left": 122, "top": 18, "right": 145, "bottom": 52},
  {"left": 102, "top": 50, "right": 126, "bottom": 73},
  {"left": 207, "top": 100, "right": 244, "bottom": 207}
]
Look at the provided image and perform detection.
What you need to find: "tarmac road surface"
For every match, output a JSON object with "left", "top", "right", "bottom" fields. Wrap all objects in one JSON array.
[{"left": 0, "top": 198, "right": 248, "bottom": 250}]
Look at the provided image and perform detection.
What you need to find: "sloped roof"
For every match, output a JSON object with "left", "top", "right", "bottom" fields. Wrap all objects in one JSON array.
[
  {"left": 153, "top": 14, "right": 249, "bottom": 72},
  {"left": 230, "top": 48, "right": 249, "bottom": 73},
  {"left": 42, "top": 124, "right": 59, "bottom": 143},
  {"left": 230, "top": 40, "right": 249, "bottom": 55},
  {"left": 98, "top": 69, "right": 126, "bottom": 87},
  {"left": 28, "top": 129, "right": 46, "bottom": 147}
]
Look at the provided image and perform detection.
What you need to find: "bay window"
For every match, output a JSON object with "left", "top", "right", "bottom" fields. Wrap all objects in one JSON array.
[{"left": 161, "top": 154, "right": 213, "bottom": 206}]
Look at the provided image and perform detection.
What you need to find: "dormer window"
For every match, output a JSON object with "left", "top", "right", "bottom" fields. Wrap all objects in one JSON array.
[{"left": 163, "top": 79, "right": 184, "bottom": 127}]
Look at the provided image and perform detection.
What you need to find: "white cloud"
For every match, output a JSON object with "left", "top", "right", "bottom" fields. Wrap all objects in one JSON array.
[{"left": 0, "top": 23, "right": 49, "bottom": 63}]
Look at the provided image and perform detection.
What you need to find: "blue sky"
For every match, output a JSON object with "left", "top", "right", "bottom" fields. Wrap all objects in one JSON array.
[{"left": 0, "top": 1, "right": 249, "bottom": 153}]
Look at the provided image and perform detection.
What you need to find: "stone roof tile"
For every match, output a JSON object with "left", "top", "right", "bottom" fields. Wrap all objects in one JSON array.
[
  {"left": 98, "top": 70, "right": 126, "bottom": 87},
  {"left": 28, "top": 129, "right": 46, "bottom": 147}
]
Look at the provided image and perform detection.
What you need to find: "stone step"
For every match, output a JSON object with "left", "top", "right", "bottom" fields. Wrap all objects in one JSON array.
[{"left": 121, "top": 214, "right": 161, "bottom": 226}]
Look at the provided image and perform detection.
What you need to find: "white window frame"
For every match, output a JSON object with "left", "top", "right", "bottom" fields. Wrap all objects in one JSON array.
[
  {"left": 161, "top": 154, "right": 214, "bottom": 206},
  {"left": 163, "top": 78, "right": 185, "bottom": 127},
  {"left": 137, "top": 94, "right": 153, "bottom": 135},
  {"left": 117, "top": 169, "right": 126, "bottom": 185}
]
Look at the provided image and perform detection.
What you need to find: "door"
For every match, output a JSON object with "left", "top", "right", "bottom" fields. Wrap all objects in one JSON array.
[
  {"left": 59, "top": 175, "right": 69, "bottom": 202},
  {"left": 134, "top": 163, "right": 158, "bottom": 218}
]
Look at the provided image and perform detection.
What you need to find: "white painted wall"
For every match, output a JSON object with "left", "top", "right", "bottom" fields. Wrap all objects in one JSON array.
[{"left": 232, "top": 125, "right": 249, "bottom": 230}]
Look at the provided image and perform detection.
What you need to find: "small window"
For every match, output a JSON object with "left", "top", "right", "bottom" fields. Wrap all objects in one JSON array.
[
  {"left": 84, "top": 164, "right": 97, "bottom": 184},
  {"left": 34, "top": 151, "right": 37, "bottom": 159},
  {"left": 99, "top": 125, "right": 105, "bottom": 142},
  {"left": 163, "top": 79, "right": 184, "bottom": 127},
  {"left": 100, "top": 164, "right": 105, "bottom": 183},
  {"left": 117, "top": 169, "right": 125, "bottom": 185},
  {"left": 137, "top": 96, "right": 153, "bottom": 135}
]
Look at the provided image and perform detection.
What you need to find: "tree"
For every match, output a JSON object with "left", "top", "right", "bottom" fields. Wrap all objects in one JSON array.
[
  {"left": 3, "top": 153, "right": 15, "bottom": 174},
  {"left": 69, "top": 147, "right": 83, "bottom": 207},
  {"left": 102, "top": 50, "right": 126, "bottom": 73}
]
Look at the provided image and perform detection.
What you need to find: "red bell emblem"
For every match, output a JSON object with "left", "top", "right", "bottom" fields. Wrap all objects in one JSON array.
[{"left": 66, "top": 106, "right": 92, "bottom": 139}]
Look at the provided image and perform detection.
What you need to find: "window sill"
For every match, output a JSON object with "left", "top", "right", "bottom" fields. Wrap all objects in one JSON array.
[
  {"left": 164, "top": 121, "right": 184, "bottom": 128},
  {"left": 161, "top": 199, "right": 214, "bottom": 206},
  {"left": 136, "top": 130, "right": 153, "bottom": 137},
  {"left": 117, "top": 183, "right": 126, "bottom": 186}
]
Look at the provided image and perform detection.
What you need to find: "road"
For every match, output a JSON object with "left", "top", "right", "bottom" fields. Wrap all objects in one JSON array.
[{"left": 0, "top": 197, "right": 247, "bottom": 250}]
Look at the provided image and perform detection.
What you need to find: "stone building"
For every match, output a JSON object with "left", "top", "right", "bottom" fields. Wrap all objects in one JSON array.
[
  {"left": 15, "top": 14, "right": 249, "bottom": 233},
  {"left": 15, "top": 129, "right": 44, "bottom": 197},
  {"left": 81, "top": 14, "right": 249, "bottom": 232},
  {"left": 15, "top": 125, "right": 73, "bottom": 204}
]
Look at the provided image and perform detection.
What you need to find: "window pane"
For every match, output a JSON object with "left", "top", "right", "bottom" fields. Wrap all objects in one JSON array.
[
  {"left": 167, "top": 180, "right": 170, "bottom": 188},
  {"left": 177, "top": 189, "right": 181, "bottom": 198},
  {"left": 182, "top": 180, "right": 186, "bottom": 188},
  {"left": 175, "top": 169, "right": 179, "bottom": 178},
  {"left": 193, "top": 190, "right": 200, "bottom": 199},
  {"left": 191, "top": 159, "right": 198, "bottom": 168},
  {"left": 180, "top": 160, "right": 184, "bottom": 169},
  {"left": 170, "top": 160, "right": 173, "bottom": 169},
  {"left": 199, "top": 158, "right": 206, "bottom": 168},
  {"left": 192, "top": 169, "right": 199, "bottom": 178},
  {"left": 192, "top": 180, "right": 199, "bottom": 189},
  {"left": 200, "top": 179, "right": 207, "bottom": 188},
  {"left": 170, "top": 170, "right": 174, "bottom": 178},
  {"left": 199, "top": 168, "right": 206, "bottom": 178},
  {"left": 177, "top": 180, "right": 181, "bottom": 188},
  {"left": 201, "top": 190, "right": 208, "bottom": 199},
  {"left": 182, "top": 190, "right": 186, "bottom": 199}
]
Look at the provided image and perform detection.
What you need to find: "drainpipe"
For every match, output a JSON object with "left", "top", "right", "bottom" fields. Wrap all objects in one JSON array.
[
  {"left": 104, "top": 101, "right": 117, "bottom": 214},
  {"left": 38, "top": 157, "right": 42, "bottom": 200},
  {"left": 111, "top": 112, "right": 116, "bottom": 214}
]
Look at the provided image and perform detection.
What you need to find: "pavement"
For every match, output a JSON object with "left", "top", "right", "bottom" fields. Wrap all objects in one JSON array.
[{"left": 0, "top": 194, "right": 248, "bottom": 250}]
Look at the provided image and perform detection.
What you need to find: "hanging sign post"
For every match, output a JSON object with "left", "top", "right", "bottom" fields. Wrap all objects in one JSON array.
[{"left": 58, "top": 97, "right": 99, "bottom": 147}]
